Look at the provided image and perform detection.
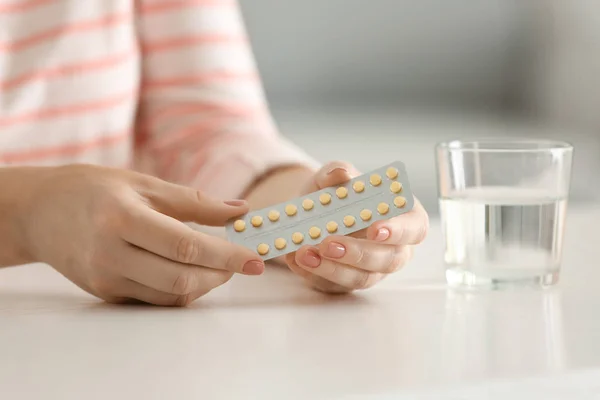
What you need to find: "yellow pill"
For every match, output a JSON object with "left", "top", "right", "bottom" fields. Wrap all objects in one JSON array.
[
  {"left": 360, "top": 209, "right": 372, "bottom": 221},
  {"left": 343, "top": 215, "right": 356, "bottom": 227},
  {"left": 302, "top": 198, "right": 314, "bottom": 211},
  {"left": 394, "top": 196, "right": 407, "bottom": 208},
  {"left": 377, "top": 202, "right": 390, "bottom": 215},
  {"left": 257, "top": 243, "right": 269, "bottom": 255},
  {"left": 292, "top": 232, "right": 304, "bottom": 244},
  {"left": 335, "top": 187, "right": 348, "bottom": 199},
  {"left": 326, "top": 221, "right": 338, "bottom": 233},
  {"left": 285, "top": 204, "right": 297, "bottom": 216},
  {"left": 353, "top": 181, "right": 365, "bottom": 193},
  {"left": 233, "top": 219, "right": 246, "bottom": 232},
  {"left": 268, "top": 210, "right": 280, "bottom": 222},
  {"left": 274, "top": 238, "right": 287, "bottom": 250},
  {"left": 309, "top": 226, "right": 321, "bottom": 239},
  {"left": 390, "top": 181, "right": 403, "bottom": 194},
  {"left": 370, "top": 174, "right": 382, "bottom": 186},
  {"left": 319, "top": 193, "right": 332, "bottom": 205},
  {"left": 386, "top": 167, "right": 399, "bottom": 179},
  {"left": 251, "top": 215, "right": 263, "bottom": 227}
]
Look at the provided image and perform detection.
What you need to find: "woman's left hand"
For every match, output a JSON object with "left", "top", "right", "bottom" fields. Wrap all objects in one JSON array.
[{"left": 285, "top": 161, "right": 429, "bottom": 293}]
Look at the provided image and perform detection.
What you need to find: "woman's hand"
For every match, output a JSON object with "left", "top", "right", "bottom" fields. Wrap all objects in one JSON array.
[
  {"left": 20, "top": 164, "right": 265, "bottom": 306},
  {"left": 285, "top": 161, "right": 429, "bottom": 294}
]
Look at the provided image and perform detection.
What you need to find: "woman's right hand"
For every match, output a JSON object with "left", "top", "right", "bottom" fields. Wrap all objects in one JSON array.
[{"left": 18, "top": 164, "right": 264, "bottom": 306}]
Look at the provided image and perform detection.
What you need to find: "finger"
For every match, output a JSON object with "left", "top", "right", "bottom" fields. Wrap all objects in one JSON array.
[
  {"left": 316, "top": 236, "right": 413, "bottom": 273},
  {"left": 136, "top": 176, "right": 250, "bottom": 226},
  {"left": 285, "top": 253, "right": 354, "bottom": 294},
  {"left": 365, "top": 197, "right": 429, "bottom": 245},
  {"left": 112, "top": 242, "right": 243, "bottom": 295},
  {"left": 311, "top": 161, "right": 361, "bottom": 191},
  {"left": 292, "top": 246, "right": 386, "bottom": 290},
  {"left": 119, "top": 206, "right": 265, "bottom": 274}
]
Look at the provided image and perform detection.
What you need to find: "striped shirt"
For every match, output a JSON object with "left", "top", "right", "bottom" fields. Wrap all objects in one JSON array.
[{"left": 0, "top": 0, "right": 317, "bottom": 199}]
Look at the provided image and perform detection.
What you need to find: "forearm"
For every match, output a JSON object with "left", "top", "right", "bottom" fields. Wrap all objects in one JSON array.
[{"left": 0, "top": 167, "right": 38, "bottom": 267}]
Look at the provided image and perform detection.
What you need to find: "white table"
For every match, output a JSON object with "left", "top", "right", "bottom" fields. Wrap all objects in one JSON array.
[{"left": 1, "top": 204, "right": 600, "bottom": 399}]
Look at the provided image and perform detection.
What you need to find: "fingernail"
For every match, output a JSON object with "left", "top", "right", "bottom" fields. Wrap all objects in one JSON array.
[
  {"left": 326, "top": 166, "right": 349, "bottom": 175},
  {"left": 300, "top": 249, "right": 321, "bottom": 268},
  {"left": 242, "top": 260, "right": 264, "bottom": 275},
  {"left": 224, "top": 199, "right": 247, "bottom": 206},
  {"left": 323, "top": 242, "right": 346, "bottom": 259},
  {"left": 374, "top": 228, "right": 390, "bottom": 241}
]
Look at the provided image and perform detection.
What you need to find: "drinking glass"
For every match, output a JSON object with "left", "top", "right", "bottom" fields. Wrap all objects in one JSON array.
[{"left": 435, "top": 139, "right": 573, "bottom": 289}]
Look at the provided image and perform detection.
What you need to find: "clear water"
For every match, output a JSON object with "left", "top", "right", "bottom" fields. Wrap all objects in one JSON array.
[{"left": 440, "top": 187, "right": 567, "bottom": 288}]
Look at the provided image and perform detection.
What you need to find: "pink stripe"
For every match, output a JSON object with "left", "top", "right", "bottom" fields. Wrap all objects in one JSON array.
[
  {"left": 141, "top": 34, "right": 246, "bottom": 54},
  {"left": 0, "top": 49, "right": 135, "bottom": 91},
  {"left": 0, "top": 0, "right": 53, "bottom": 13},
  {"left": 141, "top": 101, "right": 263, "bottom": 132},
  {"left": 139, "top": 0, "right": 235, "bottom": 14},
  {"left": 0, "top": 130, "right": 131, "bottom": 163},
  {"left": 0, "top": 90, "right": 135, "bottom": 128},
  {"left": 0, "top": 12, "right": 131, "bottom": 52},
  {"left": 142, "top": 71, "right": 258, "bottom": 90}
]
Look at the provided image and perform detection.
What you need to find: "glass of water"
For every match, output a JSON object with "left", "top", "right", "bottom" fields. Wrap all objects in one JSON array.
[{"left": 435, "top": 139, "right": 573, "bottom": 289}]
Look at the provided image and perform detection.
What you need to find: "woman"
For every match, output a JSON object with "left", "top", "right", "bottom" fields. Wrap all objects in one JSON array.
[{"left": 0, "top": 0, "right": 428, "bottom": 306}]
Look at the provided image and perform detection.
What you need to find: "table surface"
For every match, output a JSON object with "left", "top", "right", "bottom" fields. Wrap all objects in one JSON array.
[{"left": 2, "top": 204, "right": 600, "bottom": 399}]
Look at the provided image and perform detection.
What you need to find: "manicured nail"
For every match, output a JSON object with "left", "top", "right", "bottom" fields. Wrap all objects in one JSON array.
[
  {"left": 326, "top": 166, "right": 349, "bottom": 175},
  {"left": 301, "top": 249, "right": 321, "bottom": 268},
  {"left": 324, "top": 242, "right": 346, "bottom": 259},
  {"left": 224, "top": 199, "right": 247, "bottom": 206},
  {"left": 374, "top": 228, "right": 390, "bottom": 241},
  {"left": 242, "top": 260, "right": 264, "bottom": 275}
]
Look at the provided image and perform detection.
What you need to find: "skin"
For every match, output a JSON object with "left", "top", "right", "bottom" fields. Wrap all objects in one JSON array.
[{"left": 0, "top": 160, "right": 429, "bottom": 305}]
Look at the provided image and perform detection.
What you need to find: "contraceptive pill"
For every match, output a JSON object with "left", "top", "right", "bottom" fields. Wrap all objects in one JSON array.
[{"left": 226, "top": 161, "right": 415, "bottom": 260}]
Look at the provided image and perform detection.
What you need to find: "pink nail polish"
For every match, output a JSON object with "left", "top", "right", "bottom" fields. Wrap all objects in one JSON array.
[
  {"left": 326, "top": 166, "right": 349, "bottom": 175},
  {"left": 224, "top": 199, "right": 247, "bottom": 206},
  {"left": 324, "top": 242, "right": 346, "bottom": 258},
  {"left": 242, "top": 260, "right": 264, "bottom": 275},
  {"left": 375, "top": 228, "right": 390, "bottom": 241},
  {"left": 301, "top": 250, "right": 321, "bottom": 268}
]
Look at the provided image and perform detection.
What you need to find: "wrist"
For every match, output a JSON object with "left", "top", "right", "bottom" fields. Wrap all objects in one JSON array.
[
  {"left": 0, "top": 166, "right": 49, "bottom": 266},
  {"left": 243, "top": 165, "right": 316, "bottom": 210}
]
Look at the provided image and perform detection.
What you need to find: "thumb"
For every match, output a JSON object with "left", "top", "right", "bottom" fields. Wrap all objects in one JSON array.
[
  {"left": 312, "top": 161, "right": 361, "bottom": 191},
  {"left": 141, "top": 179, "right": 250, "bottom": 226}
]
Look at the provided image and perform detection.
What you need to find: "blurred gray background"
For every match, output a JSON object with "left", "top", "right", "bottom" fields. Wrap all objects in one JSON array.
[{"left": 239, "top": 0, "right": 600, "bottom": 215}]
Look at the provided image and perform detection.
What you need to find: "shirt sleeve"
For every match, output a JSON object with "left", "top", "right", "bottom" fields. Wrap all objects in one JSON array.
[{"left": 134, "top": 0, "right": 319, "bottom": 199}]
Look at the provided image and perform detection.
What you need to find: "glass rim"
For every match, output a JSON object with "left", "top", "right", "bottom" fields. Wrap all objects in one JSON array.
[{"left": 435, "top": 138, "right": 573, "bottom": 153}]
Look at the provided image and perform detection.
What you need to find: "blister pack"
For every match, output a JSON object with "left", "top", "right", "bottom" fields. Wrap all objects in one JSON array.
[{"left": 225, "top": 161, "right": 414, "bottom": 260}]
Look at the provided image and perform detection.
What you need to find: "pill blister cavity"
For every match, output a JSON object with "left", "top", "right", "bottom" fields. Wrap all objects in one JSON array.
[
  {"left": 233, "top": 219, "right": 246, "bottom": 232},
  {"left": 251, "top": 215, "right": 263, "bottom": 227},
  {"left": 336, "top": 187, "right": 348, "bottom": 199},
  {"left": 360, "top": 209, "right": 372, "bottom": 221},
  {"left": 353, "top": 181, "right": 365, "bottom": 193},
  {"left": 326, "top": 221, "right": 338, "bottom": 233},
  {"left": 292, "top": 232, "right": 304, "bottom": 244},
  {"left": 309, "top": 226, "right": 321, "bottom": 239},
  {"left": 394, "top": 196, "right": 407, "bottom": 208},
  {"left": 285, "top": 204, "right": 297, "bottom": 216},
  {"left": 386, "top": 167, "right": 399, "bottom": 179},
  {"left": 370, "top": 174, "right": 382, "bottom": 186},
  {"left": 343, "top": 215, "right": 356, "bottom": 227},
  {"left": 268, "top": 210, "right": 280, "bottom": 222},
  {"left": 319, "top": 193, "right": 332, "bottom": 205},
  {"left": 390, "top": 181, "right": 403, "bottom": 194},
  {"left": 302, "top": 199, "right": 314, "bottom": 211},
  {"left": 257, "top": 243, "right": 269, "bottom": 255},
  {"left": 275, "top": 238, "right": 287, "bottom": 250},
  {"left": 377, "top": 202, "right": 390, "bottom": 215}
]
